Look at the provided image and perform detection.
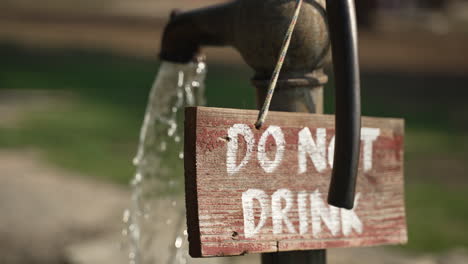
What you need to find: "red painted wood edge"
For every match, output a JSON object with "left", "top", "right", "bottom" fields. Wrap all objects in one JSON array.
[{"left": 184, "top": 107, "right": 407, "bottom": 257}]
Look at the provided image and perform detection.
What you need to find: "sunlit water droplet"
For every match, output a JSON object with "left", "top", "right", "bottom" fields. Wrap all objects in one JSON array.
[
  {"left": 134, "top": 173, "right": 143, "bottom": 184},
  {"left": 123, "top": 209, "right": 130, "bottom": 223},
  {"left": 168, "top": 122, "right": 177, "bottom": 137},
  {"left": 160, "top": 141, "right": 167, "bottom": 151},
  {"left": 175, "top": 236, "right": 183, "bottom": 248},
  {"left": 169, "top": 180, "right": 176, "bottom": 188},
  {"left": 178, "top": 71, "right": 185, "bottom": 87}
]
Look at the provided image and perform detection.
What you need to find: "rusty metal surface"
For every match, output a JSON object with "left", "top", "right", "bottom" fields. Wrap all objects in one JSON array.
[{"left": 160, "top": 0, "right": 330, "bottom": 83}]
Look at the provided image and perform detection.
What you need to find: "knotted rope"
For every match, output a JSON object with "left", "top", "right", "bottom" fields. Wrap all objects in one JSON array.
[{"left": 255, "top": 0, "right": 304, "bottom": 129}]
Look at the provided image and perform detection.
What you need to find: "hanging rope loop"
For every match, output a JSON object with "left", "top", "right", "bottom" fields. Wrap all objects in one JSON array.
[{"left": 255, "top": 0, "right": 304, "bottom": 129}]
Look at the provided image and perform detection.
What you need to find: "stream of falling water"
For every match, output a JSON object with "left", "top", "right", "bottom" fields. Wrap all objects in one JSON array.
[{"left": 123, "top": 60, "right": 207, "bottom": 264}]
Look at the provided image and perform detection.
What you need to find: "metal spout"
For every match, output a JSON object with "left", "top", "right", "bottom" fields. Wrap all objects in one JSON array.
[{"left": 160, "top": 2, "right": 236, "bottom": 63}]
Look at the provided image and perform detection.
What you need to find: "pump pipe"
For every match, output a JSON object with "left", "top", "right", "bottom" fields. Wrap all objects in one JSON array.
[
  {"left": 159, "top": 1, "right": 361, "bottom": 263},
  {"left": 160, "top": 0, "right": 361, "bottom": 211}
]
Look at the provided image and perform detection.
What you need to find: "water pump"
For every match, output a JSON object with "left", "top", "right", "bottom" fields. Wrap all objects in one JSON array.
[{"left": 160, "top": 0, "right": 361, "bottom": 210}]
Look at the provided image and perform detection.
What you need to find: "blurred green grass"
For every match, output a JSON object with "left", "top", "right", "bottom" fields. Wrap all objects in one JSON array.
[
  {"left": 0, "top": 43, "right": 255, "bottom": 184},
  {"left": 1, "top": 43, "right": 467, "bottom": 253}
]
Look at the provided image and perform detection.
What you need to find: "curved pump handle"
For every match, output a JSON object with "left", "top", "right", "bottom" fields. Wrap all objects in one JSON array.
[{"left": 326, "top": 0, "right": 361, "bottom": 210}]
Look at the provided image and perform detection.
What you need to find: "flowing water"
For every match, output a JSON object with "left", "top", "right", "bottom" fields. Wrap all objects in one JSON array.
[{"left": 123, "top": 60, "right": 207, "bottom": 264}]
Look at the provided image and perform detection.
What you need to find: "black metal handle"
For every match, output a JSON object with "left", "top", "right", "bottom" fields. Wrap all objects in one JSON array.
[{"left": 326, "top": 0, "right": 361, "bottom": 210}]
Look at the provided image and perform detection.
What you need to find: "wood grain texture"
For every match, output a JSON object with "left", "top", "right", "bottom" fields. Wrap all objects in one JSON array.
[{"left": 184, "top": 107, "right": 407, "bottom": 257}]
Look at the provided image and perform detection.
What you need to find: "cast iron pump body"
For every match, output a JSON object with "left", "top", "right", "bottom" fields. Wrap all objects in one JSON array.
[{"left": 160, "top": 0, "right": 361, "bottom": 210}]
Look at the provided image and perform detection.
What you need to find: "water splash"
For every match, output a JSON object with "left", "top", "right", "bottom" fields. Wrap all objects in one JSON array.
[{"left": 123, "top": 60, "right": 207, "bottom": 264}]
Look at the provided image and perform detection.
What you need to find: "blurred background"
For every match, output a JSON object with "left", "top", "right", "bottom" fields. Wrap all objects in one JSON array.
[{"left": 1, "top": 0, "right": 468, "bottom": 263}]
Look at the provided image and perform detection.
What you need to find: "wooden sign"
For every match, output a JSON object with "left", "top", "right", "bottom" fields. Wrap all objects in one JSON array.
[{"left": 184, "top": 107, "right": 407, "bottom": 257}]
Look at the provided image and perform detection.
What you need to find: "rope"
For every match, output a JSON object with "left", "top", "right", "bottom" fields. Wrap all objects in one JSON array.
[{"left": 255, "top": 0, "right": 304, "bottom": 129}]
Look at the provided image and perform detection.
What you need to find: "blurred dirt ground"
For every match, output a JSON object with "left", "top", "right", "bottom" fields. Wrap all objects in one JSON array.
[{"left": 0, "top": 150, "right": 129, "bottom": 264}]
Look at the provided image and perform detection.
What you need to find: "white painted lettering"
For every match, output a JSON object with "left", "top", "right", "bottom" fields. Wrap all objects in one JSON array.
[
  {"left": 341, "top": 193, "right": 363, "bottom": 236},
  {"left": 298, "top": 191, "right": 309, "bottom": 235},
  {"left": 257, "top": 126, "right": 285, "bottom": 173},
  {"left": 361, "top": 128, "right": 381, "bottom": 172},
  {"left": 328, "top": 136, "right": 335, "bottom": 168},
  {"left": 272, "top": 189, "right": 296, "bottom": 234},
  {"left": 227, "top": 124, "right": 255, "bottom": 175},
  {"left": 298, "top": 128, "right": 327, "bottom": 174},
  {"left": 310, "top": 190, "right": 340, "bottom": 237},
  {"left": 228, "top": 124, "right": 381, "bottom": 175},
  {"left": 241, "top": 189, "right": 364, "bottom": 237},
  {"left": 242, "top": 189, "right": 269, "bottom": 238}
]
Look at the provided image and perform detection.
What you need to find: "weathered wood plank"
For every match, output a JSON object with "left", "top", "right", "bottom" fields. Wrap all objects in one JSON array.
[{"left": 184, "top": 107, "right": 407, "bottom": 257}]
